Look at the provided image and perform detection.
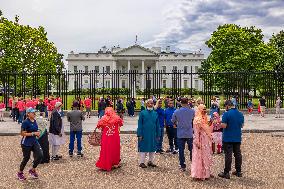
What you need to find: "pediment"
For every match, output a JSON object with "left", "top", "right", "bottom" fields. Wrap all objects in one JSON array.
[{"left": 113, "top": 45, "right": 158, "bottom": 56}]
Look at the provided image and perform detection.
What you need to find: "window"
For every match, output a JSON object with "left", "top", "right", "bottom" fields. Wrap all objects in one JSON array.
[
  {"left": 184, "top": 66, "right": 188, "bottom": 74},
  {"left": 84, "top": 80, "right": 88, "bottom": 84},
  {"left": 95, "top": 66, "right": 99, "bottom": 73},
  {"left": 195, "top": 66, "right": 199, "bottom": 73},
  {"left": 74, "top": 66, "right": 78, "bottom": 72},
  {"left": 122, "top": 66, "right": 126, "bottom": 72},
  {"left": 122, "top": 80, "right": 126, "bottom": 88},
  {"left": 95, "top": 80, "right": 100, "bottom": 88},
  {"left": 173, "top": 66, "right": 177, "bottom": 71},
  {"left": 105, "top": 80, "right": 111, "bottom": 88},
  {"left": 172, "top": 80, "right": 177, "bottom": 88},
  {"left": 162, "top": 66, "right": 166, "bottom": 73},
  {"left": 84, "top": 66, "right": 88, "bottom": 73},
  {"left": 74, "top": 81, "right": 78, "bottom": 87},
  {"left": 162, "top": 80, "right": 167, "bottom": 88},
  {"left": 106, "top": 66, "right": 111, "bottom": 73},
  {"left": 184, "top": 80, "right": 188, "bottom": 88},
  {"left": 194, "top": 80, "right": 199, "bottom": 89}
]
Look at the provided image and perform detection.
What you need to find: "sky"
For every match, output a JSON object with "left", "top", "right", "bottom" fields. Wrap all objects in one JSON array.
[{"left": 1, "top": 0, "right": 284, "bottom": 58}]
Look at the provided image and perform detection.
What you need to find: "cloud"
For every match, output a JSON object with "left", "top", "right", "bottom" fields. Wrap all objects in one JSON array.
[{"left": 144, "top": 0, "right": 284, "bottom": 55}]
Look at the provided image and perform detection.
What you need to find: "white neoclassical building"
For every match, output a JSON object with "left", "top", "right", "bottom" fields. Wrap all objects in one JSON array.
[{"left": 66, "top": 44, "right": 204, "bottom": 91}]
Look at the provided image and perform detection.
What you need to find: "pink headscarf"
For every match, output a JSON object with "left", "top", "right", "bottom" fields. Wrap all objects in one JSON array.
[
  {"left": 194, "top": 104, "right": 208, "bottom": 126},
  {"left": 97, "top": 107, "right": 123, "bottom": 128}
]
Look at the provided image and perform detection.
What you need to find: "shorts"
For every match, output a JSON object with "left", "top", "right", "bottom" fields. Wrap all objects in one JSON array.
[
  {"left": 260, "top": 106, "right": 265, "bottom": 112},
  {"left": 86, "top": 107, "right": 91, "bottom": 112}
]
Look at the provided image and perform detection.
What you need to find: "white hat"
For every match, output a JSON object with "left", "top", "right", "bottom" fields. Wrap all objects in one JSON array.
[{"left": 55, "top": 102, "right": 62, "bottom": 108}]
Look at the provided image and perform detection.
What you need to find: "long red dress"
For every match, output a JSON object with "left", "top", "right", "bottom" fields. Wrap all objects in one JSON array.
[{"left": 96, "top": 107, "right": 123, "bottom": 171}]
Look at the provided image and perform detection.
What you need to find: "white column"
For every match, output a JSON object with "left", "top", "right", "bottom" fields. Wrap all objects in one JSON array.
[
  {"left": 112, "top": 60, "right": 117, "bottom": 70},
  {"left": 141, "top": 60, "right": 145, "bottom": 89},
  {"left": 155, "top": 60, "right": 159, "bottom": 71},
  {"left": 128, "top": 60, "right": 131, "bottom": 71}
]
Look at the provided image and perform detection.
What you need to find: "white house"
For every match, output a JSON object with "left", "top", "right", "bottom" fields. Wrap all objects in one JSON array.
[{"left": 66, "top": 44, "right": 204, "bottom": 91}]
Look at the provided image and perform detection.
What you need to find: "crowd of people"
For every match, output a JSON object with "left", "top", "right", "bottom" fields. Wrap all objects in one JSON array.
[{"left": 0, "top": 94, "right": 279, "bottom": 181}]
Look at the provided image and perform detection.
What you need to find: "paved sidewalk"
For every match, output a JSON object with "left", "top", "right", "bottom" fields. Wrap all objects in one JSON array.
[{"left": 0, "top": 114, "right": 283, "bottom": 135}]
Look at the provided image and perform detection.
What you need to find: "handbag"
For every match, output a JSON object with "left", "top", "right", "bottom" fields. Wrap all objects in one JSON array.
[{"left": 88, "top": 128, "right": 102, "bottom": 146}]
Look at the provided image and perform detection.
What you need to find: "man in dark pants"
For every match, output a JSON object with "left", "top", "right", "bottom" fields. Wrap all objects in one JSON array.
[
  {"left": 171, "top": 97, "right": 195, "bottom": 171},
  {"left": 218, "top": 100, "right": 244, "bottom": 179}
]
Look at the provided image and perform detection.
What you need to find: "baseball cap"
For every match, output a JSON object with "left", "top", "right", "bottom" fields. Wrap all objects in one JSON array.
[{"left": 26, "top": 107, "right": 36, "bottom": 113}]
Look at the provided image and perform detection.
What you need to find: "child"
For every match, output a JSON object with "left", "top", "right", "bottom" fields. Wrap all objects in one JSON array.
[
  {"left": 247, "top": 99, "right": 253, "bottom": 116},
  {"left": 0, "top": 100, "right": 5, "bottom": 122},
  {"left": 210, "top": 112, "right": 222, "bottom": 154}
]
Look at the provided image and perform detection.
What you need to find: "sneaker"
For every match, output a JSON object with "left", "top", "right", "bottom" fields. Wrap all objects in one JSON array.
[
  {"left": 69, "top": 152, "right": 73, "bottom": 157},
  {"left": 166, "top": 149, "right": 173, "bottom": 153},
  {"left": 28, "top": 169, "right": 39, "bottom": 179},
  {"left": 139, "top": 163, "right": 147, "bottom": 168},
  {"left": 172, "top": 150, "right": 178, "bottom": 154},
  {"left": 51, "top": 156, "right": 59, "bottom": 161},
  {"left": 56, "top": 155, "right": 63, "bottom": 159},
  {"left": 17, "top": 172, "right": 26, "bottom": 181},
  {"left": 218, "top": 172, "right": 230, "bottom": 179},
  {"left": 147, "top": 162, "right": 157, "bottom": 167},
  {"left": 180, "top": 167, "right": 186, "bottom": 172},
  {"left": 232, "top": 171, "right": 243, "bottom": 177},
  {"left": 77, "top": 152, "right": 83, "bottom": 157}
]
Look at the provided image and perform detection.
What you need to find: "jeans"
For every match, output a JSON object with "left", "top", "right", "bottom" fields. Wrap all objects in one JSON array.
[
  {"left": 18, "top": 111, "right": 24, "bottom": 124},
  {"left": 12, "top": 108, "right": 19, "bottom": 121},
  {"left": 156, "top": 127, "right": 164, "bottom": 151},
  {"left": 166, "top": 126, "right": 178, "bottom": 151},
  {"left": 223, "top": 142, "right": 242, "bottom": 173},
  {"left": 177, "top": 138, "right": 193, "bottom": 168},
  {"left": 69, "top": 131, "right": 83, "bottom": 153},
  {"left": 99, "top": 110, "right": 105, "bottom": 118},
  {"left": 20, "top": 142, "right": 43, "bottom": 171}
]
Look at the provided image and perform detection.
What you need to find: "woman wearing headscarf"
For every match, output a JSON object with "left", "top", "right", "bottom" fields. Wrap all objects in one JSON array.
[
  {"left": 96, "top": 107, "right": 123, "bottom": 171},
  {"left": 191, "top": 104, "right": 213, "bottom": 180},
  {"left": 210, "top": 112, "right": 223, "bottom": 154}
]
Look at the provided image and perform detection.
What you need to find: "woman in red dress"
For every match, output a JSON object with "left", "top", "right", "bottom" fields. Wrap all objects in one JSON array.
[{"left": 96, "top": 107, "right": 123, "bottom": 171}]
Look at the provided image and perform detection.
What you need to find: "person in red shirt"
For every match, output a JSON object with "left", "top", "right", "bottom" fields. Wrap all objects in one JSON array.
[
  {"left": 9, "top": 97, "right": 13, "bottom": 117},
  {"left": 26, "top": 99, "right": 35, "bottom": 109},
  {"left": 0, "top": 100, "right": 6, "bottom": 122},
  {"left": 17, "top": 98, "right": 26, "bottom": 124},
  {"left": 84, "top": 97, "right": 92, "bottom": 118}
]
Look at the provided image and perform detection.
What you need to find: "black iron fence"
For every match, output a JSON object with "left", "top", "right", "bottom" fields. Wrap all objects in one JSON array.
[{"left": 0, "top": 70, "right": 283, "bottom": 110}]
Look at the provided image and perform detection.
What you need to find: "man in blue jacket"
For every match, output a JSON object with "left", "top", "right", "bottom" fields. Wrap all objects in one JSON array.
[
  {"left": 218, "top": 100, "right": 244, "bottom": 179},
  {"left": 172, "top": 97, "right": 195, "bottom": 171},
  {"left": 165, "top": 100, "right": 178, "bottom": 154},
  {"left": 155, "top": 100, "right": 165, "bottom": 154}
]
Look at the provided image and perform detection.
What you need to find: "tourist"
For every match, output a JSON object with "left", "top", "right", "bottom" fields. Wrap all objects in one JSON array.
[
  {"left": 155, "top": 100, "right": 165, "bottom": 154},
  {"left": 12, "top": 97, "right": 19, "bottom": 122},
  {"left": 171, "top": 97, "right": 195, "bottom": 172},
  {"left": 247, "top": 99, "right": 253, "bottom": 116},
  {"left": 259, "top": 96, "right": 266, "bottom": 117},
  {"left": 49, "top": 102, "right": 65, "bottom": 161},
  {"left": 126, "top": 99, "right": 133, "bottom": 116},
  {"left": 17, "top": 98, "right": 25, "bottom": 124},
  {"left": 67, "top": 102, "right": 85, "bottom": 157},
  {"left": 130, "top": 98, "right": 136, "bottom": 116},
  {"left": 96, "top": 107, "right": 123, "bottom": 171},
  {"left": 44, "top": 96, "right": 49, "bottom": 118},
  {"left": 210, "top": 112, "right": 222, "bottom": 154},
  {"left": 210, "top": 97, "right": 219, "bottom": 118},
  {"left": 191, "top": 104, "right": 213, "bottom": 180},
  {"left": 140, "top": 98, "right": 145, "bottom": 111},
  {"left": 36, "top": 99, "right": 46, "bottom": 117},
  {"left": 84, "top": 96, "right": 92, "bottom": 118},
  {"left": 0, "top": 100, "right": 5, "bottom": 122},
  {"left": 218, "top": 100, "right": 244, "bottom": 179},
  {"left": 17, "top": 107, "right": 43, "bottom": 181},
  {"left": 36, "top": 112, "right": 50, "bottom": 164},
  {"left": 164, "top": 96, "right": 169, "bottom": 109},
  {"left": 98, "top": 98, "right": 106, "bottom": 119},
  {"left": 137, "top": 99, "right": 160, "bottom": 168},
  {"left": 116, "top": 99, "right": 124, "bottom": 119},
  {"left": 165, "top": 100, "right": 178, "bottom": 154},
  {"left": 275, "top": 97, "right": 282, "bottom": 118},
  {"left": 8, "top": 96, "right": 13, "bottom": 117}
]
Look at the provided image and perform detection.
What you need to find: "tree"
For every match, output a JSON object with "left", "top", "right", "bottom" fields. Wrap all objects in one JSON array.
[
  {"left": 0, "top": 11, "right": 64, "bottom": 97},
  {"left": 203, "top": 24, "right": 279, "bottom": 72},
  {"left": 199, "top": 24, "right": 280, "bottom": 97},
  {"left": 269, "top": 30, "right": 284, "bottom": 71}
]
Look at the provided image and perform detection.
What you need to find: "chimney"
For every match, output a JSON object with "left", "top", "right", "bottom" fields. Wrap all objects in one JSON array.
[
  {"left": 166, "top": 46, "right": 170, "bottom": 53},
  {"left": 102, "top": 46, "right": 107, "bottom": 53}
]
